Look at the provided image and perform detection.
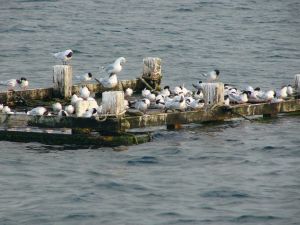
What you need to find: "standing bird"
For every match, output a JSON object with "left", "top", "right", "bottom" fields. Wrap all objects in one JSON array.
[
  {"left": 76, "top": 72, "right": 92, "bottom": 84},
  {"left": 53, "top": 49, "right": 73, "bottom": 65},
  {"left": 0, "top": 77, "right": 29, "bottom": 91},
  {"left": 202, "top": 69, "right": 220, "bottom": 82},
  {"left": 103, "top": 57, "right": 126, "bottom": 76},
  {"left": 96, "top": 57, "right": 126, "bottom": 88}
]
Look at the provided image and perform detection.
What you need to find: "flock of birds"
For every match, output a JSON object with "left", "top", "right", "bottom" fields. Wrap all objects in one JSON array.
[{"left": 0, "top": 49, "right": 296, "bottom": 117}]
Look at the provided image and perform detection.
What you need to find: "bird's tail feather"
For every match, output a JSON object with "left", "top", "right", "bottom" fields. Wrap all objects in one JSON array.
[{"left": 201, "top": 73, "right": 207, "bottom": 77}]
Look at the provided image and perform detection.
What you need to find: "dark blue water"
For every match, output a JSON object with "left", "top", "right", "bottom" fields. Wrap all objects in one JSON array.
[{"left": 1, "top": 0, "right": 300, "bottom": 224}]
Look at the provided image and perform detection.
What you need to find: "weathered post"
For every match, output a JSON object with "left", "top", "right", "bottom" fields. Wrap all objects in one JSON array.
[
  {"left": 294, "top": 74, "right": 300, "bottom": 98},
  {"left": 101, "top": 91, "right": 125, "bottom": 116},
  {"left": 53, "top": 65, "right": 72, "bottom": 98},
  {"left": 201, "top": 82, "right": 224, "bottom": 105},
  {"left": 141, "top": 57, "right": 162, "bottom": 91}
]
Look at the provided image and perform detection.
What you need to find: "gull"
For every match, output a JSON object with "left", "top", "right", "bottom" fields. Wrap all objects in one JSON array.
[
  {"left": 146, "top": 93, "right": 156, "bottom": 102},
  {"left": 276, "top": 86, "right": 288, "bottom": 99},
  {"left": 0, "top": 77, "right": 29, "bottom": 91},
  {"left": 53, "top": 49, "right": 73, "bottom": 65},
  {"left": 257, "top": 90, "right": 276, "bottom": 102},
  {"left": 52, "top": 102, "right": 62, "bottom": 113},
  {"left": 102, "top": 57, "right": 126, "bottom": 76},
  {"left": 82, "top": 108, "right": 98, "bottom": 118},
  {"left": 71, "top": 94, "right": 83, "bottom": 106},
  {"left": 154, "top": 99, "right": 165, "bottom": 109},
  {"left": 229, "top": 91, "right": 249, "bottom": 104},
  {"left": 192, "top": 80, "right": 204, "bottom": 90},
  {"left": 58, "top": 110, "right": 68, "bottom": 117},
  {"left": 76, "top": 72, "right": 92, "bottom": 84},
  {"left": 160, "top": 86, "right": 171, "bottom": 97},
  {"left": 125, "top": 88, "right": 133, "bottom": 97},
  {"left": 80, "top": 86, "right": 90, "bottom": 100},
  {"left": 2, "top": 106, "right": 12, "bottom": 114},
  {"left": 201, "top": 69, "right": 220, "bottom": 82},
  {"left": 194, "top": 89, "right": 203, "bottom": 100},
  {"left": 134, "top": 99, "right": 148, "bottom": 113},
  {"left": 96, "top": 74, "right": 118, "bottom": 88},
  {"left": 142, "top": 88, "right": 151, "bottom": 98},
  {"left": 65, "top": 105, "right": 75, "bottom": 115},
  {"left": 224, "top": 95, "right": 230, "bottom": 106},
  {"left": 190, "top": 99, "right": 205, "bottom": 110},
  {"left": 287, "top": 84, "right": 294, "bottom": 96},
  {"left": 27, "top": 106, "right": 48, "bottom": 116},
  {"left": 165, "top": 96, "right": 186, "bottom": 111}
]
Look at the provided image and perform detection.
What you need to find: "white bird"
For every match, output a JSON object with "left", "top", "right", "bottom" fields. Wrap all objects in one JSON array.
[
  {"left": 190, "top": 99, "right": 205, "bottom": 110},
  {"left": 96, "top": 74, "right": 118, "bottom": 88},
  {"left": 65, "top": 105, "right": 75, "bottom": 115},
  {"left": 53, "top": 49, "right": 73, "bottom": 65},
  {"left": 180, "top": 84, "right": 191, "bottom": 96},
  {"left": 173, "top": 86, "right": 183, "bottom": 95},
  {"left": 257, "top": 90, "right": 276, "bottom": 102},
  {"left": 142, "top": 88, "right": 151, "bottom": 97},
  {"left": 160, "top": 86, "right": 171, "bottom": 97},
  {"left": 26, "top": 106, "right": 47, "bottom": 116},
  {"left": 103, "top": 57, "right": 126, "bottom": 76},
  {"left": 192, "top": 80, "right": 204, "bottom": 90},
  {"left": 2, "top": 106, "right": 11, "bottom": 114},
  {"left": 71, "top": 94, "right": 83, "bottom": 106},
  {"left": 165, "top": 96, "right": 186, "bottom": 111},
  {"left": 52, "top": 102, "right": 62, "bottom": 113},
  {"left": 229, "top": 91, "right": 249, "bottom": 104},
  {"left": 146, "top": 93, "right": 156, "bottom": 102},
  {"left": 287, "top": 85, "right": 293, "bottom": 96},
  {"left": 125, "top": 88, "right": 133, "bottom": 97},
  {"left": 224, "top": 95, "right": 230, "bottom": 106},
  {"left": 276, "top": 86, "right": 288, "bottom": 99},
  {"left": 134, "top": 99, "right": 148, "bottom": 113},
  {"left": 76, "top": 72, "right": 92, "bottom": 83},
  {"left": 80, "top": 86, "right": 90, "bottom": 100},
  {"left": 154, "top": 99, "right": 165, "bottom": 109},
  {"left": 194, "top": 89, "right": 203, "bottom": 100},
  {"left": 0, "top": 77, "right": 29, "bottom": 91},
  {"left": 58, "top": 110, "right": 68, "bottom": 117},
  {"left": 202, "top": 69, "right": 220, "bottom": 82},
  {"left": 82, "top": 108, "right": 98, "bottom": 118}
]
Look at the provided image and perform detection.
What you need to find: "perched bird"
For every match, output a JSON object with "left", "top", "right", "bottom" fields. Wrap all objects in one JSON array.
[
  {"left": 287, "top": 84, "right": 294, "bottom": 96},
  {"left": 26, "top": 106, "right": 48, "bottom": 116},
  {"left": 165, "top": 96, "right": 186, "bottom": 111},
  {"left": 53, "top": 49, "right": 73, "bottom": 65},
  {"left": 96, "top": 74, "right": 118, "bottom": 88},
  {"left": 146, "top": 93, "right": 156, "bottom": 102},
  {"left": 58, "top": 110, "right": 68, "bottom": 117},
  {"left": 2, "top": 106, "right": 12, "bottom": 114},
  {"left": 173, "top": 86, "right": 183, "bottom": 95},
  {"left": 154, "top": 99, "right": 165, "bottom": 109},
  {"left": 0, "top": 77, "right": 29, "bottom": 91},
  {"left": 202, "top": 69, "right": 220, "bottom": 82},
  {"left": 65, "top": 105, "right": 75, "bottom": 115},
  {"left": 257, "top": 90, "right": 276, "bottom": 102},
  {"left": 194, "top": 89, "right": 203, "bottom": 100},
  {"left": 224, "top": 95, "right": 230, "bottom": 106},
  {"left": 160, "top": 86, "right": 171, "bottom": 97},
  {"left": 192, "top": 80, "right": 204, "bottom": 90},
  {"left": 82, "top": 108, "right": 98, "bottom": 118},
  {"left": 125, "top": 88, "right": 133, "bottom": 97},
  {"left": 190, "top": 99, "right": 205, "bottom": 110},
  {"left": 52, "top": 102, "right": 62, "bottom": 113},
  {"left": 80, "top": 86, "right": 90, "bottom": 100},
  {"left": 229, "top": 91, "right": 249, "bottom": 104},
  {"left": 142, "top": 88, "right": 151, "bottom": 98},
  {"left": 134, "top": 99, "right": 148, "bottom": 113},
  {"left": 76, "top": 72, "right": 92, "bottom": 84},
  {"left": 103, "top": 57, "right": 126, "bottom": 76},
  {"left": 276, "top": 86, "right": 288, "bottom": 99},
  {"left": 71, "top": 94, "right": 83, "bottom": 106}
]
